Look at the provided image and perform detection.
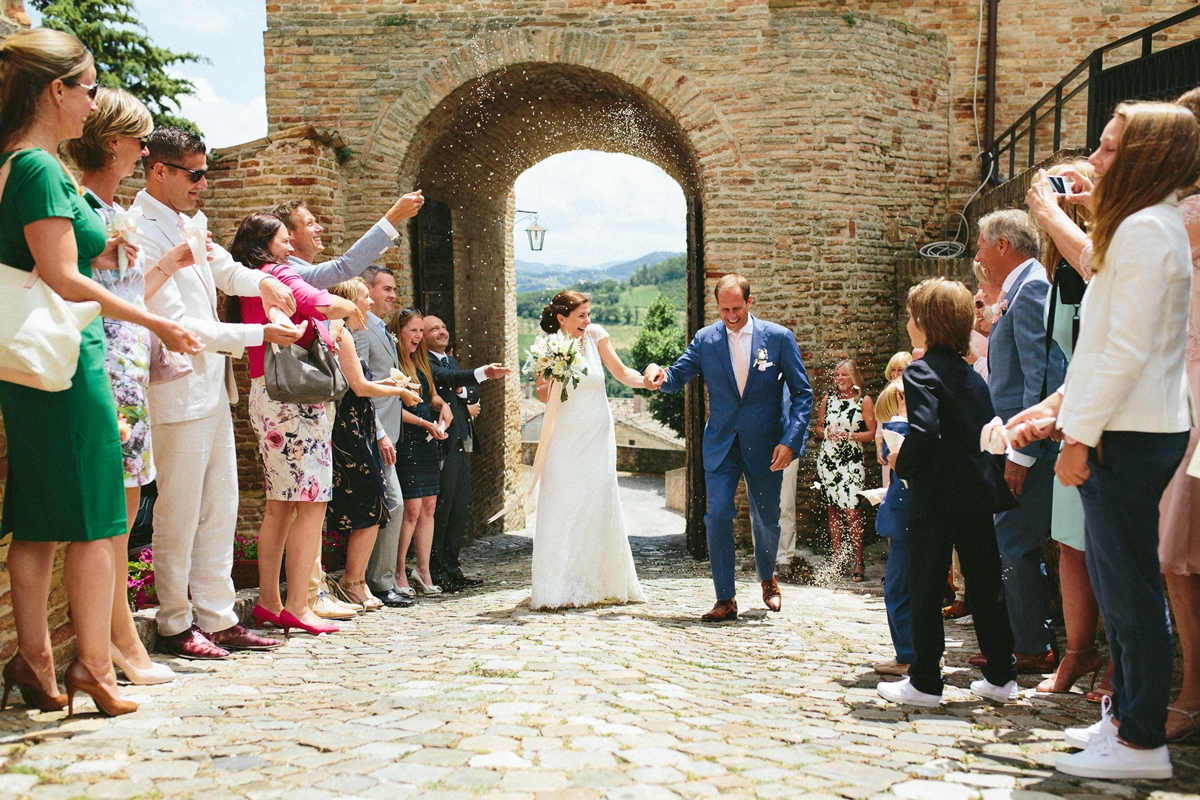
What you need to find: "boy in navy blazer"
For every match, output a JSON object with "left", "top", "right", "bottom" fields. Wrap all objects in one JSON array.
[{"left": 647, "top": 275, "right": 812, "bottom": 621}]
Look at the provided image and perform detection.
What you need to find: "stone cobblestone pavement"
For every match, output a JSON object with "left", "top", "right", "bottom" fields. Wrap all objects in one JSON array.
[{"left": 0, "top": 478, "right": 1196, "bottom": 799}]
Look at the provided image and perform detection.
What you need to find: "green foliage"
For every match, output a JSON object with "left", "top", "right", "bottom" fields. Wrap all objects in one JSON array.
[
  {"left": 378, "top": 13, "right": 413, "bottom": 27},
  {"left": 32, "top": 0, "right": 205, "bottom": 133},
  {"left": 629, "top": 253, "right": 686, "bottom": 286},
  {"left": 843, "top": 11, "right": 858, "bottom": 26},
  {"left": 630, "top": 295, "right": 686, "bottom": 436},
  {"left": 606, "top": 348, "right": 634, "bottom": 399}
]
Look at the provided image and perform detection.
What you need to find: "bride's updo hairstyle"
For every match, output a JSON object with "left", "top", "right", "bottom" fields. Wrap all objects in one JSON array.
[{"left": 540, "top": 290, "right": 589, "bottom": 334}]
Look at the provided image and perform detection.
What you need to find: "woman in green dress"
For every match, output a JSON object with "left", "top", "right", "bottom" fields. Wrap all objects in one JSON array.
[{"left": 0, "top": 29, "right": 200, "bottom": 716}]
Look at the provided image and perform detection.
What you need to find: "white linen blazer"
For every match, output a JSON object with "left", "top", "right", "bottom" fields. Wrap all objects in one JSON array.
[
  {"left": 134, "top": 189, "right": 267, "bottom": 425},
  {"left": 1059, "top": 195, "right": 1193, "bottom": 447}
]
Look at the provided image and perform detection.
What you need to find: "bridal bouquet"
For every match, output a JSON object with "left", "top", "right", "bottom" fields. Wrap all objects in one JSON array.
[{"left": 523, "top": 331, "right": 588, "bottom": 402}]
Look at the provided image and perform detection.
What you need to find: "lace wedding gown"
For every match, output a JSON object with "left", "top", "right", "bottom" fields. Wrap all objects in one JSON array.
[{"left": 530, "top": 323, "right": 646, "bottom": 610}]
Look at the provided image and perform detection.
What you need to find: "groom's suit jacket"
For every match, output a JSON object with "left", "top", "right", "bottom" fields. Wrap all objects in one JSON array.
[{"left": 660, "top": 316, "right": 813, "bottom": 475}]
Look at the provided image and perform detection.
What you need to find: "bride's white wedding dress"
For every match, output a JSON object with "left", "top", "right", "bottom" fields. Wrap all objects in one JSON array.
[{"left": 530, "top": 323, "right": 646, "bottom": 610}]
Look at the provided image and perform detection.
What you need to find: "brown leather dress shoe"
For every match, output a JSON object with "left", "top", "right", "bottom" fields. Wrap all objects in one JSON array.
[
  {"left": 942, "top": 600, "right": 968, "bottom": 619},
  {"left": 761, "top": 577, "right": 782, "bottom": 612},
  {"left": 1014, "top": 649, "right": 1057, "bottom": 673},
  {"left": 206, "top": 623, "right": 282, "bottom": 651},
  {"left": 157, "top": 625, "right": 230, "bottom": 660},
  {"left": 701, "top": 599, "right": 738, "bottom": 622}
]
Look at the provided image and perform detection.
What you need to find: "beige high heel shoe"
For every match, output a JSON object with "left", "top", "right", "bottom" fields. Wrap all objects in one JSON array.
[{"left": 409, "top": 571, "right": 441, "bottom": 596}]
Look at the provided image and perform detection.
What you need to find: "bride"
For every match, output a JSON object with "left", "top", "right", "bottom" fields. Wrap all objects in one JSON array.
[{"left": 530, "top": 290, "right": 651, "bottom": 610}]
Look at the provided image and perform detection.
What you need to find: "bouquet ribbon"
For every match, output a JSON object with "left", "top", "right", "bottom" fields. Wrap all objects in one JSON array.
[
  {"left": 111, "top": 206, "right": 142, "bottom": 281},
  {"left": 183, "top": 209, "right": 209, "bottom": 272},
  {"left": 487, "top": 378, "right": 562, "bottom": 527}
]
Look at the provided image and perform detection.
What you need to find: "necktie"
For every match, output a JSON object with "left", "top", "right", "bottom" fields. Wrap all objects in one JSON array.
[{"left": 731, "top": 329, "right": 748, "bottom": 396}]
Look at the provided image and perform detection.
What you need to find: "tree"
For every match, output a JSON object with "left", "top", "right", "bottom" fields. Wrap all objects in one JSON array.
[
  {"left": 33, "top": 0, "right": 204, "bottom": 132},
  {"left": 630, "top": 294, "right": 686, "bottom": 436}
]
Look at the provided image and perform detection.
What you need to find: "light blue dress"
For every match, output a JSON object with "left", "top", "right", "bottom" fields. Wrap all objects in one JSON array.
[{"left": 1046, "top": 275, "right": 1086, "bottom": 551}]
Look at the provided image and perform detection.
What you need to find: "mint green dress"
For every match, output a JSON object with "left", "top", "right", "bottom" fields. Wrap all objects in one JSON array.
[
  {"left": 1045, "top": 274, "right": 1086, "bottom": 552},
  {"left": 0, "top": 149, "right": 124, "bottom": 542}
]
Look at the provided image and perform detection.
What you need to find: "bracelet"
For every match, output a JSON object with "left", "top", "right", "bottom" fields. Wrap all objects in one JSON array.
[{"left": 152, "top": 263, "right": 172, "bottom": 278}]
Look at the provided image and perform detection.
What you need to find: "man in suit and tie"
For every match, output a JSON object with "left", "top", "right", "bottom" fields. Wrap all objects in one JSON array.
[
  {"left": 135, "top": 127, "right": 301, "bottom": 659},
  {"left": 976, "top": 209, "right": 1067, "bottom": 673},
  {"left": 647, "top": 275, "right": 813, "bottom": 621},
  {"left": 423, "top": 315, "right": 512, "bottom": 590},
  {"left": 351, "top": 266, "right": 413, "bottom": 607}
]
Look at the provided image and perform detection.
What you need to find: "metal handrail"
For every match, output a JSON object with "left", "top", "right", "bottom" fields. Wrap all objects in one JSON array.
[{"left": 984, "top": 4, "right": 1200, "bottom": 184}]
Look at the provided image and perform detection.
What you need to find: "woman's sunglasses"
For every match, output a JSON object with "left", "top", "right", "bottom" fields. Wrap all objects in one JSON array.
[{"left": 66, "top": 80, "right": 99, "bottom": 100}]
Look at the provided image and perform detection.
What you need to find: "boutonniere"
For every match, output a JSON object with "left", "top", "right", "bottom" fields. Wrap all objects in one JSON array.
[
  {"left": 753, "top": 347, "right": 773, "bottom": 371},
  {"left": 995, "top": 299, "right": 1009, "bottom": 316},
  {"left": 389, "top": 332, "right": 398, "bottom": 345}
]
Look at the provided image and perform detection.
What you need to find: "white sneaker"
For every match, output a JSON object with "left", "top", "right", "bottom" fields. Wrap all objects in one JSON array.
[
  {"left": 1064, "top": 695, "right": 1119, "bottom": 749},
  {"left": 1055, "top": 734, "right": 1172, "bottom": 780},
  {"left": 877, "top": 677, "right": 942, "bottom": 708},
  {"left": 971, "top": 678, "right": 1018, "bottom": 704}
]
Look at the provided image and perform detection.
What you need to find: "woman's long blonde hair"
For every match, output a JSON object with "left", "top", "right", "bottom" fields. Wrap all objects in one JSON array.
[
  {"left": 387, "top": 307, "right": 435, "bottom": 393},
  {"left": 1091, "top": 102, "right": 1200, "bottom": 273},
  {"left": 1042, "top": 160, "right": 1094, "bottom": 280}
]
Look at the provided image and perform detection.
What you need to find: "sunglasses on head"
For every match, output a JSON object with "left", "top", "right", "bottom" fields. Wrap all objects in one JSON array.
[
  {"left": 65, "top": 80, "right": 99, "bottom": 100},
  {"left": 399, "top": 307, "right": 422, "bottom": 316},
  {"left": 160, "top": 162, "right": 208, "bottom": 183}
]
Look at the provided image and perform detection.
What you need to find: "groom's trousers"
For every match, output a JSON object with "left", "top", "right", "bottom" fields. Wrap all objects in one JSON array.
[{"left": 705, "top": 437, "right": 784, "bottom": 601}]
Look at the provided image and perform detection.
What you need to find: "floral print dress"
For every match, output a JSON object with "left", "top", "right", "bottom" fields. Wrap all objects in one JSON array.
[
  {"left": 85, "top": 191, "right": 154, "bottom": 487},
  {"left": 326, "top": 359, "right": 389, "bottom": 532},
  {"left": 817, "top": 393, "right": 866, "bottom": 509}
]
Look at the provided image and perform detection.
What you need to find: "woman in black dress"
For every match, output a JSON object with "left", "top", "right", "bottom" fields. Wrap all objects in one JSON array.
[
  {"left": 326, "top": 279, "right": 420, "bottom": 609},
  {"left": 387, "top": 308, "right": 451, "bottom": 597}
]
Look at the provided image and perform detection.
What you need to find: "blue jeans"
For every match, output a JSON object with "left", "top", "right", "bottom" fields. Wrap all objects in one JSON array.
[
  {"left": 704, "top": 438, "right": 783, "bottom": 601},
  {"left": 1079, "top": 430, "right": 1187, "bottom": 750},
  {"left": 884, "top": 537, "right": 914, "bottom": 664}
]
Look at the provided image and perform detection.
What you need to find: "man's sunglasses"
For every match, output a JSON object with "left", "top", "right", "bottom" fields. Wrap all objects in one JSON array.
[
  {"left": 65, "top": 80, "right": 99, "bottom": 100},
  {"left": 160, "top": 162, "right": 208, "bottom": 183}
]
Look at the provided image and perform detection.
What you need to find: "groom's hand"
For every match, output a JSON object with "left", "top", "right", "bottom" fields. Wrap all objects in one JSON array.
[
  {"left": 643, "top": 364, "right": 666, "bottom": 390},
  {"left": 769, "top": 444, "right": 794, "bottom": 472}
]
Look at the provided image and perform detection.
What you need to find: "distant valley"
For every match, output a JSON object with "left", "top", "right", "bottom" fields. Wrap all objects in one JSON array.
[{"left": 515, "top": 251, "right": 683, "bottom": 293}]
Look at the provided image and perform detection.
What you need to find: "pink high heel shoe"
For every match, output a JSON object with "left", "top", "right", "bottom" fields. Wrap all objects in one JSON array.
[
  {"left": 251, "top": 604, "right": 282, "bottom": 629},
  {"left": 278, "top": 609, "right": 339, "bottom": 636}
]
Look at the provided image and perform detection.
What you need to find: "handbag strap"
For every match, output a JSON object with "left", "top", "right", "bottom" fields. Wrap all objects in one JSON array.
[
  {"left": 265, "top": 264, "right": 338, "bottom": 351},
  {"left": 0, "top": 149, "right": 45, "bottom": 290}
]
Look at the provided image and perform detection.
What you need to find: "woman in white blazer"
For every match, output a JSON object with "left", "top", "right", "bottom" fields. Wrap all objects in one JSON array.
[{"left": 1009, "top": 102, "right": 1200, "bottom": 781}]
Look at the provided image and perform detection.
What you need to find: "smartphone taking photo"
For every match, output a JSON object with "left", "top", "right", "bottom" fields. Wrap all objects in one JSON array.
[{"left": 1046, "top": 174, "right": 1072, "bottom": 195}]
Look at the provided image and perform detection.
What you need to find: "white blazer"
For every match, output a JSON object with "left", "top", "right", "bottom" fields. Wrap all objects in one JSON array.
[
  {"left": 134, "top": 190, "right": 267, "bottom": 425},
  {"left": 1059, "top": 195, "right": 1193, "bottom": 446}
]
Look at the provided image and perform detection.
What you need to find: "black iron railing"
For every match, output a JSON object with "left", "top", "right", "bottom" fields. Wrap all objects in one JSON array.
[{"left": 984, "top": 5, "right": 1200, "bottom": 184}]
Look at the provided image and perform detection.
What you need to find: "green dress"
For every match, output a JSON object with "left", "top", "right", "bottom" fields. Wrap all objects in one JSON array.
[
  {"left": 1045, "top": 268, "right": 1086, "bottom": 552},
  {"left": 0, "top": 149, "right": 124, "bottom": 542}
]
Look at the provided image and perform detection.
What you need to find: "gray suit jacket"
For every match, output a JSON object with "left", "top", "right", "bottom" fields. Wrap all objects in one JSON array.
[
  {"left": 987, "top": 259, "right": 1067, "bottom": 461},
  {"left": 354, "top": 311, "right": 403, "bottom": 442},
  {"left": 288, "top": 223, "right": 394, "bottom": 291}
]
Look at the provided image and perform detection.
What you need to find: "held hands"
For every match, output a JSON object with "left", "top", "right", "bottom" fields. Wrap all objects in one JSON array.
[
  {"left": 260, "top": 276, "right": 297, "bottom": 318},
  {"left": 379, "top": 436, "right": 397, "bottom": 467},
  {"left": 385, "top": 190, "right": 425, "bottom": 226},
  {"left": 642, "top": 364, "right": 666, "bottom": 391},
  {"left": 483, "top": 363, "right": 513, "bottom": 380},
  {"left": 769, "top": 445, "right": 794, "bottom": 472}
]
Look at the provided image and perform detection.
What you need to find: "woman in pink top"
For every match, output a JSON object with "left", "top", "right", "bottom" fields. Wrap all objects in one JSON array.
[{"left": 228, "top": 212, "right": 359, "bottom": 636}]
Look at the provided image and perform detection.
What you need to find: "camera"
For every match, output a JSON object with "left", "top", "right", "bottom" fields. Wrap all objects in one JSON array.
[{"left": 1046, "top": 174, "right": 1072, "bottom": 195}]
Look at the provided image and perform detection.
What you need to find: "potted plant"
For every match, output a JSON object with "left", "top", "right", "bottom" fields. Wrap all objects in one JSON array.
[
  {"left": 231, "top": 532, "right": 259, "bottom": 590},
  {"left": 127, "top": 548, "right": 158, "bottom": 610}
]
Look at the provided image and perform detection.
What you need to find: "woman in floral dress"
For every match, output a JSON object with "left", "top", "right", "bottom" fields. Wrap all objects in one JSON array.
[
  {"left": 67, "top": 88, "right": 195, "bottom": 685},
  {"left": 814, "top": 359, "right": 876, "bottom": 581}
]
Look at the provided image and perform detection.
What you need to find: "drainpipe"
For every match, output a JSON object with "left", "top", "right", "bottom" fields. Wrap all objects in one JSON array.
[{"left": 984, "top": 0, "right": 999, "bottom": 151}]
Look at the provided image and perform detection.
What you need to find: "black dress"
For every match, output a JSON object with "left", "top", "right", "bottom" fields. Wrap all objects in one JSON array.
[
  {"left": 326, "top": 359, "right": 389, "bottom": 532},
  {"left": 395, "top": 370, "right": 442, "bottom": 499}
]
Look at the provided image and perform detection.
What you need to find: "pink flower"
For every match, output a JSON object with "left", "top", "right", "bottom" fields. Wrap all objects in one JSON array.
[
  {"left": 300, "top": 478, "right": 320, "bottom": 502},
  {"left": 265, "top": 430, "right": 285, "bottom": 450}
]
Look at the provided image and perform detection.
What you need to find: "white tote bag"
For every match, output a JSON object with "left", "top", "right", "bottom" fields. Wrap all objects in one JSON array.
[{"left": 0, "top": 150, "right": 101, "bottom": 392}]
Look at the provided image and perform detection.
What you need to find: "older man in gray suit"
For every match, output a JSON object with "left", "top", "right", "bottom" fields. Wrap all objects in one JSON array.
[
  {"left": 352, "top": 266, "right": 412, "bottom": 607},
  {"left": 975, "top": 209, "right": 1067, "bottom": 673}
]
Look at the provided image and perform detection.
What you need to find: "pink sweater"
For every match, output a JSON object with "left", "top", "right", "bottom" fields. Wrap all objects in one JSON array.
[{"left": 241, "top": 263, "right": 335, "bottom": 379}]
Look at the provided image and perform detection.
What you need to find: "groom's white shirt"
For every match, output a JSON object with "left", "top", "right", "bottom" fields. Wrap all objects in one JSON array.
[{"left": 726, "top": 314, "right": 756, "bottom": 391}]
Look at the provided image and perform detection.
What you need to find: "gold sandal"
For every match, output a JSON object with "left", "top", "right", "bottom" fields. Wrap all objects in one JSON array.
[{"left": 340, "top": 579, "right": 383, "bottom": 611}]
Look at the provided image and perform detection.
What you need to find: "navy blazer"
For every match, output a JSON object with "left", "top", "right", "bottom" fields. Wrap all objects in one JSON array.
[
  {"left": 987, "top": 259, "right": 1067, "bottom": 460},
  {"left": 660, "top": 316, "right": 813, "bottom": 475},
  {"left": 894, "top": 348, "right": 1016, "bottom": 522},
  {"left": 429, "top": 353, "right": 480, "bottom": 453}
]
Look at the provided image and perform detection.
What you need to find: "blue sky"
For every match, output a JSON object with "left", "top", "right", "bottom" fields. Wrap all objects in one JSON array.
[{"left": 32, "top": 2, "right": 686, "bottom": 268}]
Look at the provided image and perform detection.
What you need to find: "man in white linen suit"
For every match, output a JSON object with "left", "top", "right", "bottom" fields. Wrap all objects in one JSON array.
[{"left": 136, "top": 127, "right": 302, "bottom": 660}]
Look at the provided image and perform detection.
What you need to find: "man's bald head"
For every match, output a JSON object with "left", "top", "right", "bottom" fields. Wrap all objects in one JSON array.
[{"left": 423, "top": 315, "right": 450, "bottom": 353}]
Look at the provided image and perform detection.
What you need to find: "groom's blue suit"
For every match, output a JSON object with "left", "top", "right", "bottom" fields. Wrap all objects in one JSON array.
[{"left": 660, "top": 316, "right": 813, "bottom": 601}]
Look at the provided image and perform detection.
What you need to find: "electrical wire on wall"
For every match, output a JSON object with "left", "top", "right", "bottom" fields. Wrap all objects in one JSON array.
[{"left": 918, "top": 0, "right": 993, "bottom": 260}]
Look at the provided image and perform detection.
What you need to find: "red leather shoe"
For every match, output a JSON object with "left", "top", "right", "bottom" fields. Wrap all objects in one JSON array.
[
  {"left": 279, "top": 609, "right": 339, "bottom": 636},
  {"left": 206, "top": 623, "right": 282, "bottom": 651},
  {"left": 157, "top": 625, "right": 230, "bottom": 660},
  {"left": 701, "top": 599, "right": 738, "bottom": 622},
  {"left": 761, "top": 578, "right": 782, "bottom": 612},
  {"left": 942, "top": 600, "right": 969, "bottom": 620}
]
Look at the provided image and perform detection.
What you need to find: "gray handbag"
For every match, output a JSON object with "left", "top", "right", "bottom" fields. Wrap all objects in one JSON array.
[{"left": 262, "top": 316, "right": 348, "bottom": 405}]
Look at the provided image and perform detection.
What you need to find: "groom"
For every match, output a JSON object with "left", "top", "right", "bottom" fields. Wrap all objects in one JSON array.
[{"left": 647, "top": 274, "right": 812, "bottom": 622}]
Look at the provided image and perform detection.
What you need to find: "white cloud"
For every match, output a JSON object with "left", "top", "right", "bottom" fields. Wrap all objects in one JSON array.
[
  {"left": 173, "top": 74, "right": 267, "bottom": 149},
  {"left": 514, "top": 151, "right": 687, "bottom": 268}
]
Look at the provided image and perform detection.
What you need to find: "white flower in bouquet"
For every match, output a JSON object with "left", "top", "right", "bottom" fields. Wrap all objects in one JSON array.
[{"left": 523, "top": 331, "right": 588, "bottom": 402}]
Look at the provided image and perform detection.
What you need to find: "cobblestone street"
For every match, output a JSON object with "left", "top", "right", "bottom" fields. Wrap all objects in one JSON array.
[{"left": 0, "top": 477, "right": 1196, "bottom": 799}]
